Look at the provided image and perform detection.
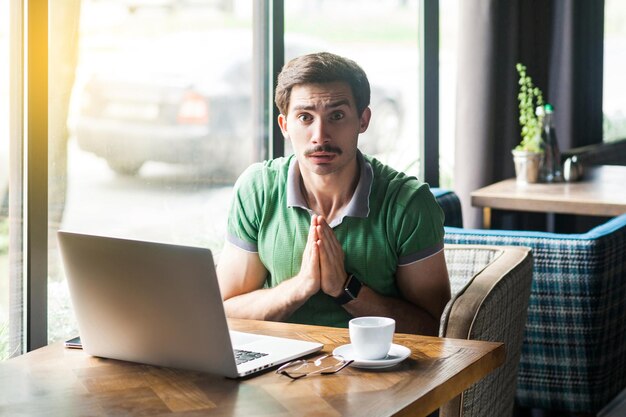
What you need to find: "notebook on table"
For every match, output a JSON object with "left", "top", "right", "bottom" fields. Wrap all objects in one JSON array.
[{"left": 57, "top": 231, "right": 323, "bottom": 378}]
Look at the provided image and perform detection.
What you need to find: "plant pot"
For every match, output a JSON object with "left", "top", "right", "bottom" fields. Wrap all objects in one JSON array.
[{"left": 512, "top": 149, "right": 543, "bottom": 184}]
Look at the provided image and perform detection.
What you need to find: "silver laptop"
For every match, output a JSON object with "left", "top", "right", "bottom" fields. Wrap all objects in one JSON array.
[{"left": 57, "top": 231, "right": 323, "bottom": 378}]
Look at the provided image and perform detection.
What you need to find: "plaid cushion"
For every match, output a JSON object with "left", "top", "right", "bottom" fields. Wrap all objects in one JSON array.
[
  {"left": 431, "top": 188, "right": 463, "bottom": 228},
  {"left": 443, "top": 214, "right": 626, "bottom": 413}
]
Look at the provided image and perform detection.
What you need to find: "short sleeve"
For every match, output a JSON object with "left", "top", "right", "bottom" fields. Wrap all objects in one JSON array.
[
  {"left": 226, "top": 163, "right": 265, "bottom": 252},
  {"left": 392, "top": 184, "right": 445, "bottom": 265}
]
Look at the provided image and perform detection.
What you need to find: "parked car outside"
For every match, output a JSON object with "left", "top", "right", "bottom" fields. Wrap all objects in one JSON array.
[{"left": 73, "top": 30, "right": 403, "bottom": 181}]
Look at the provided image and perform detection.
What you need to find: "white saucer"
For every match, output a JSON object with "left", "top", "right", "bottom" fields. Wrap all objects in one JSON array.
[{"left": 332, "top": 343, "right": 411, "bottom": 369}]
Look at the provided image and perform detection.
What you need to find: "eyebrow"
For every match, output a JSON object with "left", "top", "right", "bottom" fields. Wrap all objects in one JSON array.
[{"left": 291, "top": 99, "right": 352, "bottom": 112}]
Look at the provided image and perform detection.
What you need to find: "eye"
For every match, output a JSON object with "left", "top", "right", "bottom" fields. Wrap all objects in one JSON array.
[
  {"left": 330, "top": 111, "right": 345, "bottom": 121},
  {"left": 298, "top": 113, "right": 313, "bottom": 123}
]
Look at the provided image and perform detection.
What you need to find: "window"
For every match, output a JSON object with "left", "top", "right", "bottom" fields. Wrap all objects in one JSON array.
[
  {"left": 603, "top": 0, "right": 626, "bottom": 141},
  {"left": 6, "top": 0, "right": 439, "bottom": 353},
  {"left": 1, "top": 0, "right": 27, "bottom": 359},
  {"left": 47, "top": 1, "right": 257, "bottom": 343},
  {"left": 0, "top": 0, "right": 9, "bottom": 360}
]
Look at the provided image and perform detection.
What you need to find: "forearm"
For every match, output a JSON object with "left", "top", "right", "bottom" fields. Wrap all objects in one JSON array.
[
  {"left": 223, "top": 276, "right": 312, "bottom": 322},
  {"left": 342, "top": 286, "right": 441, "bottom": 336}
]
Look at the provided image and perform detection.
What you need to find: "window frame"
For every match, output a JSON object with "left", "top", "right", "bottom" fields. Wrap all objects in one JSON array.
[
  {"left": 422, "top": 0, "right": 439, "bottom": 186},
  {"left": 25, "top": 0, "right": 48, "bottom": 352},
  {"left": 10, "top": 0, "right": 49, "bottom": 354}
]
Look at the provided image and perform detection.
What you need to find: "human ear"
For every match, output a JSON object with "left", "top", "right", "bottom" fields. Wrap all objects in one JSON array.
[
  {"left": 278, "top": 114, "right": 289, "bottom": 138},
  {"left": 358, "top": 107, "right": 372, "bottom": 133}
]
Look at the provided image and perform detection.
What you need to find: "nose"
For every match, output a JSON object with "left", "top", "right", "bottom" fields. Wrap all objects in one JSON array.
[{"left": 311, "top": 119, "right": 330, "bottom": 145}]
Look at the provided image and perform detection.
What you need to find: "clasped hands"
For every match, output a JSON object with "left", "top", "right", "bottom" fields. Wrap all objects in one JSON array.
[{"left": 298, "top": 214, "right": 348, "bottom": 299}]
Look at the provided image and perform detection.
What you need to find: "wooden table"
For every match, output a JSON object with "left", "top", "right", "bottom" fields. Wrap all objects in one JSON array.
[
  {"left": 0, "top": 318, "right": 505, "bottom": 417},
  {"left": 471, "top": 165, "right": 626, "bottom": 228}
]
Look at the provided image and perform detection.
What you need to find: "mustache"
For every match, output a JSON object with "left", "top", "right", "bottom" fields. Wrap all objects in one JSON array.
[{"left": 303, "top": 145, "right": 343, "bottom": 156}]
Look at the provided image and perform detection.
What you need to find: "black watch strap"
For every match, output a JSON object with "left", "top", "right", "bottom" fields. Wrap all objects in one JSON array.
[{"left": 334, "top": 274, "right": 363, "bottom": 305}]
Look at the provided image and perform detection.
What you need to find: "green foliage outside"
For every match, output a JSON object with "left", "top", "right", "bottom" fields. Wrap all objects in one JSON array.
[
  {"left": 0, "top": 219, "right": 7, "bottom": 255},
  {"left": 48, "top": 280, "right": 79, "bottom": 343},
  {"left": 603, "top": 112, "right": 626, "bottom": 142},
  {"left": 515, "top": 63, "right": 545, "bottom": 153}
]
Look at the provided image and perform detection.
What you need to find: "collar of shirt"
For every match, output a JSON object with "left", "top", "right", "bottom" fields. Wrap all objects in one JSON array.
[{"left": 286, "top": 151, "right": 373, "bottom": 228}]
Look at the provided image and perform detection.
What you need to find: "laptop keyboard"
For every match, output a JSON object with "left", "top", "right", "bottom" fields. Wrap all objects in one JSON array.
[{"left": 234, "top": 349, "right": 268, "bottom": 365}]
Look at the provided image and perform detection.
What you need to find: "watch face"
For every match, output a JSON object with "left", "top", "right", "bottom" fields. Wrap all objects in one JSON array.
[
  {"left": 345, "top": 274, "right": 362, "bottom": 299},
  {"left": 335, "top": 274, "right": 362, "bottom": 305}
]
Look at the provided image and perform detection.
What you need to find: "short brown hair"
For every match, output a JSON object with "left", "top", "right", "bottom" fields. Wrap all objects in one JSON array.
[{"left": 274, "top": 52, "right": 371, "bottom": 117}]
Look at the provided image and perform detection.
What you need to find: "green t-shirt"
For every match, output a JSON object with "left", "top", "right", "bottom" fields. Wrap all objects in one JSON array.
[{"left": 226, "top": 153, "right": 444, "bottom": 328}]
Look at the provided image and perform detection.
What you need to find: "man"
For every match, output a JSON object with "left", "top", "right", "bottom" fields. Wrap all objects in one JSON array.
[{"left": 217, "top": 52, "right": 450, "bottom": 335}]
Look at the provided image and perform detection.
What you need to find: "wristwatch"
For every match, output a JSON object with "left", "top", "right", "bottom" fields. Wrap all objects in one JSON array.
[{"left": 334, "top": 274, "right": 363, "bottom": 305}]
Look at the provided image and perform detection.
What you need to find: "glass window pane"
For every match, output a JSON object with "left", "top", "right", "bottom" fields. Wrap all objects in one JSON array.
[
  {"left": 603, "top": 0, "right": 626, "bottom": 141},
  {"left": 284, "top": 0, "right": 421, "bottom": 177},
  {"left": 48, "top": 2, "right": 255, "bottom": 343},
  {"left": 1, "top": 0, "right": 23, "bottom": 359},
  {"left": 0, "top": 0, "right": 9, "bottom": 360},
  {"left": 439, "top": 0, "right": 459, "bottom": 189}
]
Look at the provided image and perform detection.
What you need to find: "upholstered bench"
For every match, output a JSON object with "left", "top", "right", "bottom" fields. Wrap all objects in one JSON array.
[{"left": 433, "top": 187, "right": 626, "bottom": 414}]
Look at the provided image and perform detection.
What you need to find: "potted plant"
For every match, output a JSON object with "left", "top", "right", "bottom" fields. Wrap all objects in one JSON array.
[{"left": 512, "top": 63, "right": 544, "bottom": 183}]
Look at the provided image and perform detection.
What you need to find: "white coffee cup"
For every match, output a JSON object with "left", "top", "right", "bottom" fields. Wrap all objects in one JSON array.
[{"left": 349, "top": 316, "right": 395, "bottom": 360}]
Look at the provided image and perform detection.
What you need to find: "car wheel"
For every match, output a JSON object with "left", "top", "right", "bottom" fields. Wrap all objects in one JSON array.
[
  {"left": 106, "top": 159, "right": 144, "bottom": 177},
  {"left": 360, "top": 99, "right": 402, "bottom": 156}
]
